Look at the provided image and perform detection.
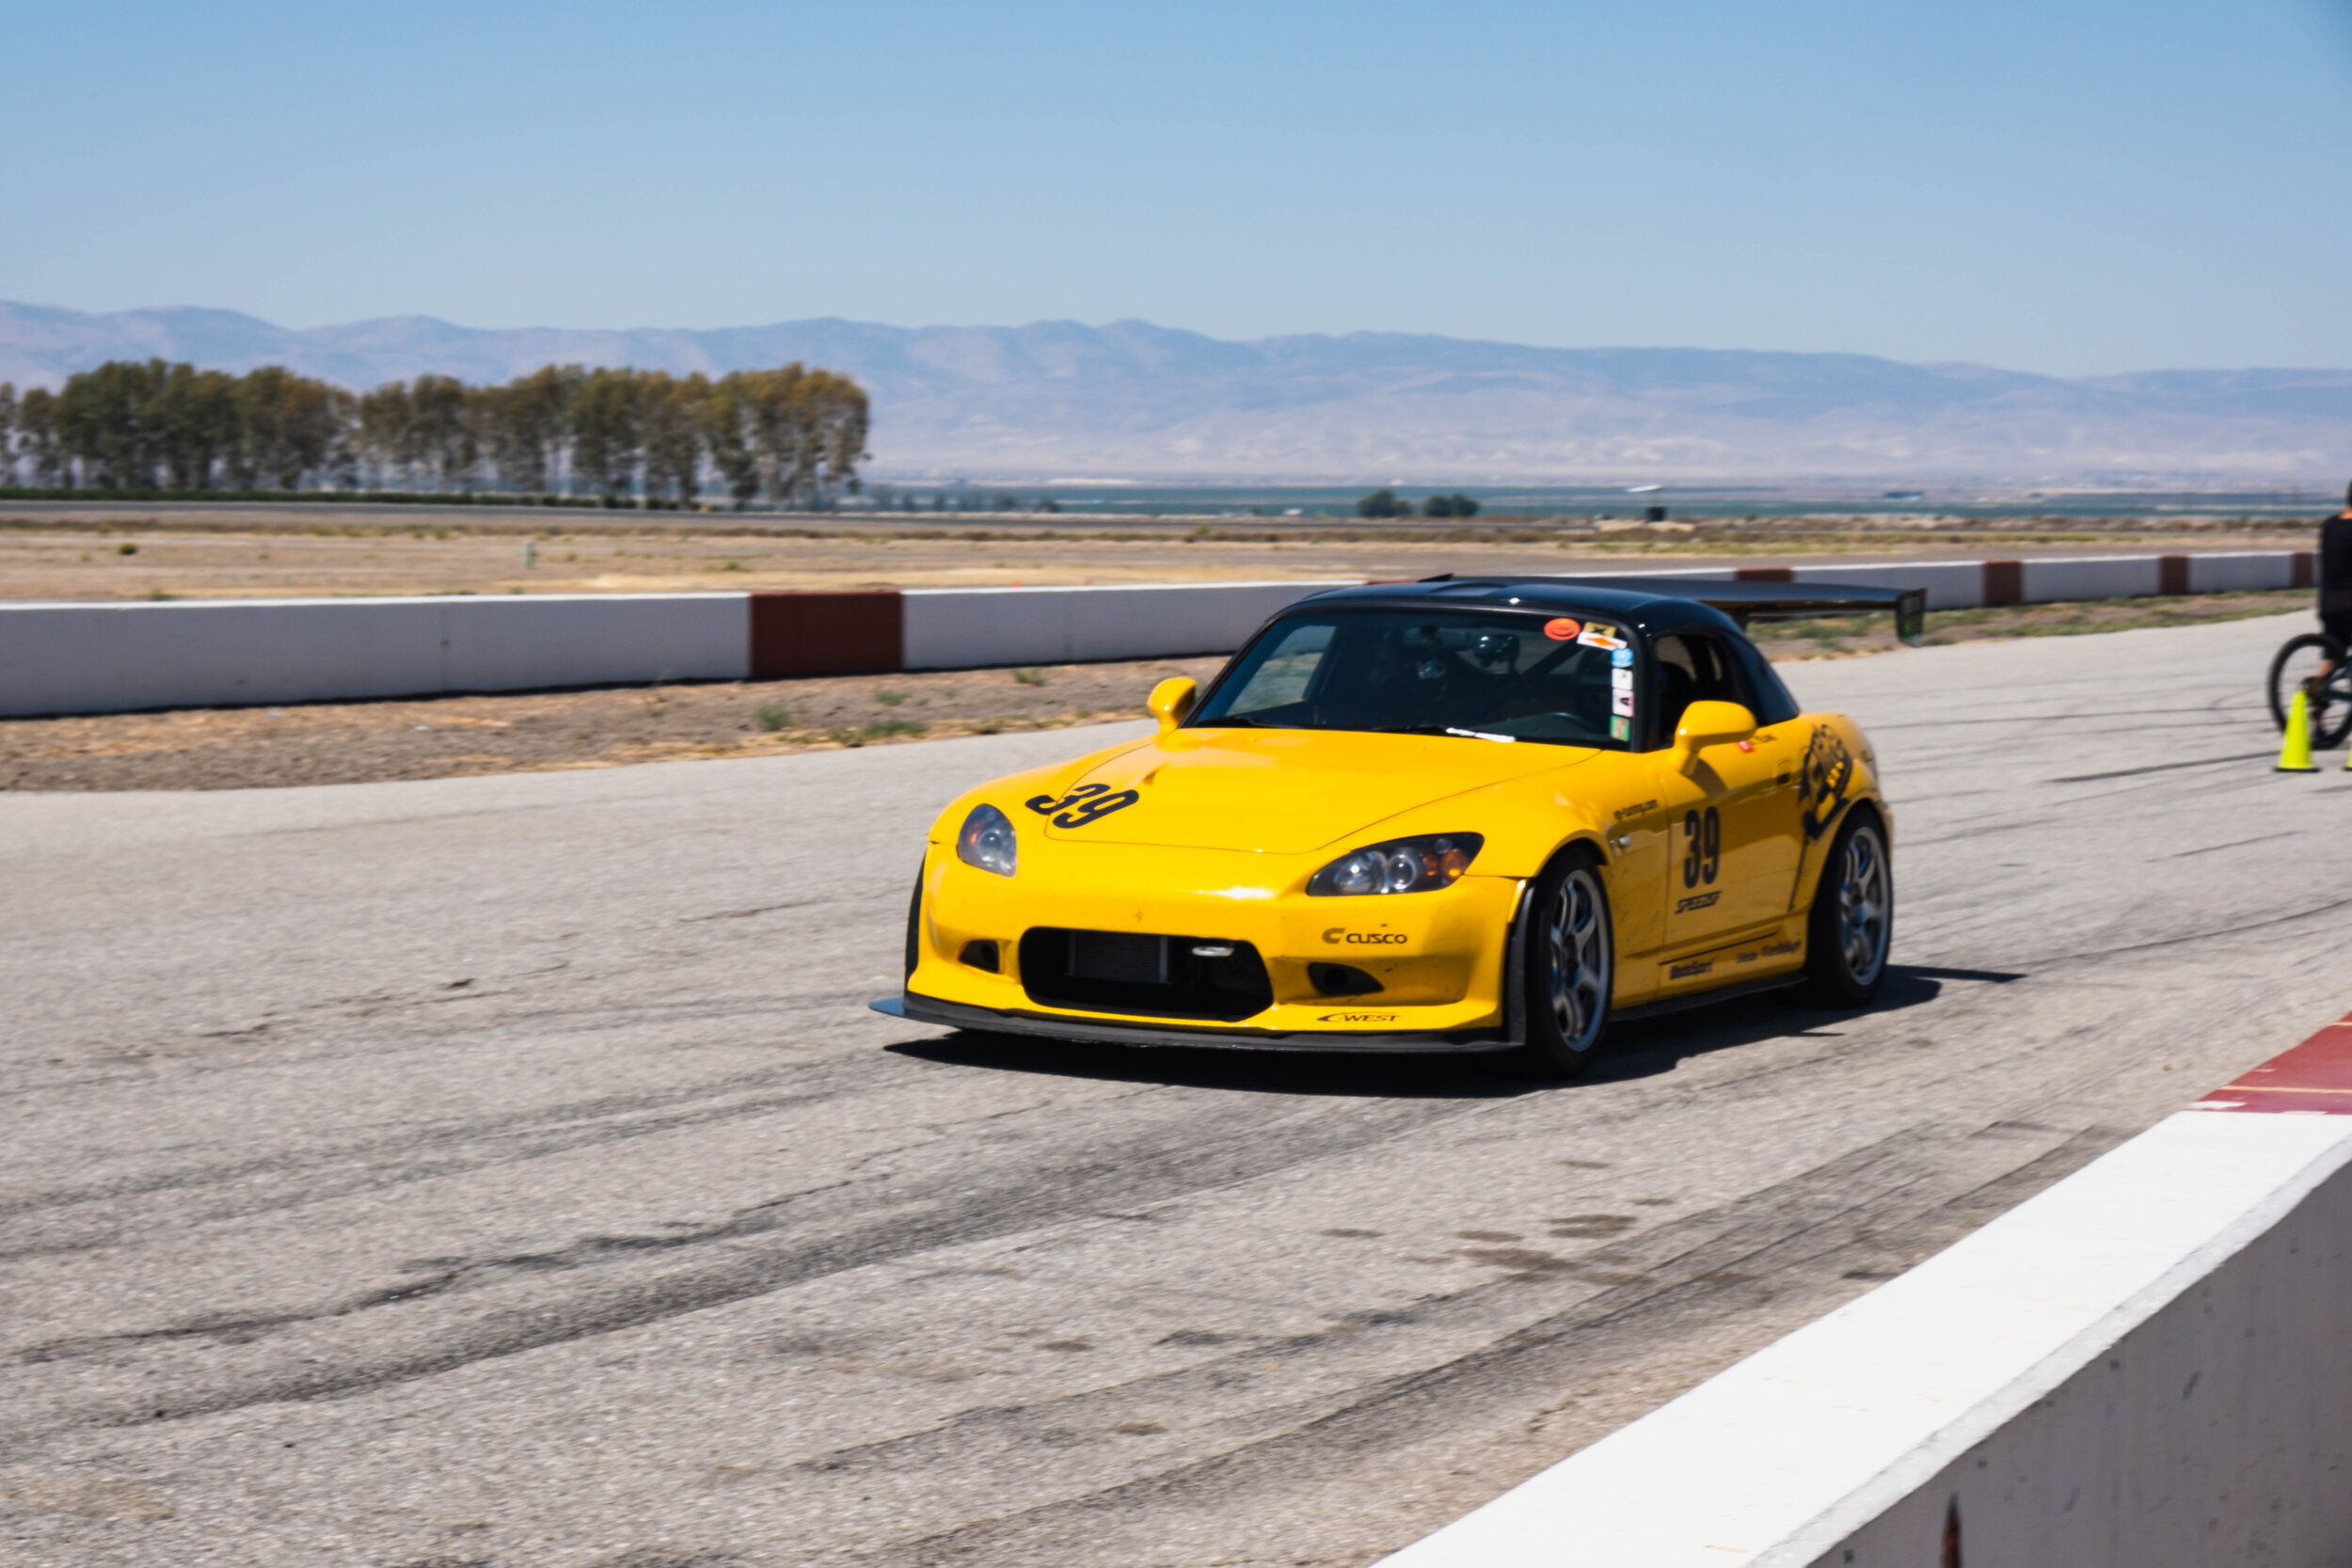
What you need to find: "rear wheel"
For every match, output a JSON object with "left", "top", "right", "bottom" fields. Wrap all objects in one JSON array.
[
  {"left": 2267, "top": 633, "right": 2352, "bottom": 749},
  {"left": 1514, "top": 848, "right": 1613, "bottom": 1078},
  {"left": 1799, "top": 811, "right": 1891, "bottom": 1006}
]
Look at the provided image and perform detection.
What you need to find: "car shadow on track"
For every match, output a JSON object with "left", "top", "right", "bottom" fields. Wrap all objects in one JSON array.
[
  {"left": 881, "top": 964, "right": 2023, "bottom": 1099},
  {"left": 1587, "top": 963, "right": 2023, "bottom": 1086}
]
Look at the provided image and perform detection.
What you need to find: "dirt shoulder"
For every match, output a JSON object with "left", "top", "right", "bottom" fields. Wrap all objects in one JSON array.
[
  {"left": 0, "top": 591, "right": 2305, "bottom": 794},
  {"left": 0, "top": 511, "right": 2319, "bottom": 601}
]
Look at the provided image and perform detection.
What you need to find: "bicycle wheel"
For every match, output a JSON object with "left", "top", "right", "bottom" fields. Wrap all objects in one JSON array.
[{"left": 2268, "top": 633, "right": 2352, "bottom": 747}]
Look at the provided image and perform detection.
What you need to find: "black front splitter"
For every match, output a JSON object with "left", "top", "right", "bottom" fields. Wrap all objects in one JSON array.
[{"left": 869, "top": 993, "right": 1517, "bottom": 1054}]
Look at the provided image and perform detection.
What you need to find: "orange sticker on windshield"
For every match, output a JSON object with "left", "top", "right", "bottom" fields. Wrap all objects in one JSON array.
[{"left": 1543, "top": 618, "right": 1581, "bottom": 641}]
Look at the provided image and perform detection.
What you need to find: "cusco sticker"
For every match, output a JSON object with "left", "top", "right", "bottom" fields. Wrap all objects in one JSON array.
[
  {"left": 1579, "top": 624, "right": 1627, "bottom": 651},
  {"left": 1611, "top": 689, "right": 1635, "bottom": 717},
  {"left": 1542, "top": 617, "right": 1581, "bottom": 641}
]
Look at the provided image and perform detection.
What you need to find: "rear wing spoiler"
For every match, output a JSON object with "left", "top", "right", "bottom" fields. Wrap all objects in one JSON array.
[{"left": 1550, "top": 578, "right": 1929, "bottom": 647}]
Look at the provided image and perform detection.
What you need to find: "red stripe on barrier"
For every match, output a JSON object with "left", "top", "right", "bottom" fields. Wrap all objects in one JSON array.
[
  {"left": 2198, "top": 1016, "right": 2352, "bottom": 1115},
  {"left": 1982, "top": 560, "right": 2024, "bottom": 607},
  {"left": 2157, "top": 554, "right": 2189, "bottom": 595},
  {"left": 748, "top": 591, "right": 905, "bottom": 678},
  {"left": 1734, "top": 566, "right": 1794, "bottom": 582},
  {"left": 2293, "top": 551, "right": 2317, "bottom": 590}
]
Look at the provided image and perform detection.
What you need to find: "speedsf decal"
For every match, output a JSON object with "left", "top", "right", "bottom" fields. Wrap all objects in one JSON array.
[{"left": 1798, "top": 725, "right": 1854, "bottom": 842}]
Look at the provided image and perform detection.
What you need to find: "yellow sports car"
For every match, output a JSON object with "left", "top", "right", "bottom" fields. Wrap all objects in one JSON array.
[{"left": 874, "top": 577, "right": 1920, "bottom": 1075}]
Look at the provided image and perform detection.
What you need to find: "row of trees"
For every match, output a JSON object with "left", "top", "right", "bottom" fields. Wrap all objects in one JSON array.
[
  {"left": 0, "top": 360, "right": 870, "bottom": 508},
  {"left": 1357, "top": 487, "right": 1483, "bottom": 518}
]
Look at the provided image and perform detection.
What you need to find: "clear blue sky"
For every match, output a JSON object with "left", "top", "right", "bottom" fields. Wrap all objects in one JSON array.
[{"left": 7, "top": 0, "right": 2351, "bottom": 373}]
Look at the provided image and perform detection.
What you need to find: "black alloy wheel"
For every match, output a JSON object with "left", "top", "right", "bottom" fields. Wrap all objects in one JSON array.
[
  {"left": 1799, "top": 810, "right": 1891, "bottom": 1006},
  {"left": 1516, "top": 847, "right": 1614, "bottom": 1078}
]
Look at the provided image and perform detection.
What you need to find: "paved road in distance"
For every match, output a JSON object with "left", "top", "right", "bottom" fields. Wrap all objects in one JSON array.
[{"left": 2, "top": 612, "right": 2340, "bottom": 1567}]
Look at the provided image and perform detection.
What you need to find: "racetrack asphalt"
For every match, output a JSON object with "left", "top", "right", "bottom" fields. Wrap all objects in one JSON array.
[{"left": 3, "top": 611, "right": 2342, "bottom": 1567}]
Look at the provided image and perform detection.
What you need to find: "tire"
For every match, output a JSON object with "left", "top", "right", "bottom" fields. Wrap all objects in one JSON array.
[
  {"left": 903, "top": 862, "right": 925, "bottom": 983},
  {"left": 1799, "top": 809, "right": 1892, "bottom": 1006},
  {"left": 1512, "top": 847, "right": 1614, "bottom": 1079},
  {"left": 2267, "top": 632, "right": 2352, "bottom": 750}
]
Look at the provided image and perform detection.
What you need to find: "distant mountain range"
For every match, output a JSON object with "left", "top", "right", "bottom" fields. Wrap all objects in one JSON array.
[{"left": 5, "top": 300, "right": 2349, "bottom": 484}]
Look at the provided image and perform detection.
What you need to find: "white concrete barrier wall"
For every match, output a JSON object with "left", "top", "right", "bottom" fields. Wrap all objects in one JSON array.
[
  {"left": 2188, "top": 551, "right": 2299, "bottom": 594},
  {"left": 898, "top": 580, "right": 1356, "bottom": 670},
  {"left": 2023, "top": 553, "right": 2164, "bottom": 603},
  {"left": 0, "top": 594, "right": 749, "bottom": 718},
  {"left": 1376, "top": 1104, "right": 2352, "bottom": 1568},
  {"left": 0, "top": 553, "right": 2313, "bottom": 715}
]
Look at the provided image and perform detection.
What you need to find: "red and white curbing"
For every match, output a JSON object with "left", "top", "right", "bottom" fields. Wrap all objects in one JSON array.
[
  {"left": 0, "top": 549, "right": 2318, "bottom": 717},
  {"left": 1374, "top": 1016, "right": 2352, "bottom": 1568}
]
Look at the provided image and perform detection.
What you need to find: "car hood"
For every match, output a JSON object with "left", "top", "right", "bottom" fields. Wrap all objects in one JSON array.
[{"left": 1036, "top": 727, "right": 1595, "bottom": 853}]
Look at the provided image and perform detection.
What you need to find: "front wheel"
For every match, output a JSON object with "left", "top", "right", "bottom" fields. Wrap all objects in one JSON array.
[
  {"left": 2267, "top": 633, "right": 2352, "bottom": 749},
  {"left": 1513, "top": 849, "right": 1614, "bottom": 1079},
  {"left": 1799, "top": 811, "right": 1891, "bottom": 1006}
]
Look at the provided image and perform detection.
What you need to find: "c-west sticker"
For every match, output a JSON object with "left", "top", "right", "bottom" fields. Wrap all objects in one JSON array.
[
  {"left": 1797, "top": 724, "right": 1853, "bottom": 841},
  {"left": 1025, "top": 782, "right": 1141, "bottom": 829}
]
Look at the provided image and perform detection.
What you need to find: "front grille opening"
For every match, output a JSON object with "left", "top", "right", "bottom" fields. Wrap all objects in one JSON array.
[
  {"left": 959, "top": 939, "right": 1000, "bottom": 973},
  {"left": 1309, "top": 962, "right": 1383, "bottom": 997},
  {"left": 1019, "top": 928, "right": 1273, "bottom": 1022}
]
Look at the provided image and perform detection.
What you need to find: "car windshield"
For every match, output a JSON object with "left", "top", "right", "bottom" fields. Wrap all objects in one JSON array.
[{"left": 1190, "top": 608, "right": 1635, "bottom": 749}]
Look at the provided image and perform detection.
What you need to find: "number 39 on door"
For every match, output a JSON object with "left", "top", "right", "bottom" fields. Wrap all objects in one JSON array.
[{"left": 1681, "top": 806, "right": 1720, "bottom": 888}]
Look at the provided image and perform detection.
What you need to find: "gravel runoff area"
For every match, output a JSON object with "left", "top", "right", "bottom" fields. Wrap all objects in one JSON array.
[
  {"left": 0, "top": 588, "right": 2314, "bottom": 792},
  {"left": 2, "top": 612, "right": 2344, "bottom": 1567}
]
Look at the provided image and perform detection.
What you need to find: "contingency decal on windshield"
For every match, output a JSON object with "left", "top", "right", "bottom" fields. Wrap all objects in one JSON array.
[
  {"left": 1578, "top": 623, "right": 1627, "bottom": 651},
  {"left": 1798, "top": 724, "right": 1853, "bottom": 841},
  {"left": 1542, "top": 617, "right": 1582, "bottom": 641},
  {"left": 1025, "top": 782, "right": 1142, "bottom": 829}
]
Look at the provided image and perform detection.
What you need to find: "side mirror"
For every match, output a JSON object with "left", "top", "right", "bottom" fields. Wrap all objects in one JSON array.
[
  {"left": 1148, "top": 676, "right": 1198, "bottom": 735},
  {"left": 1674, "top": 699, "right": 1756, "bottom": 760}
]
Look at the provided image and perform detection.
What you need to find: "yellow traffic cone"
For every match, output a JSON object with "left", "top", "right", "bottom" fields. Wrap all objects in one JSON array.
[{"left": 2279, "top": 689, "right": 2319, "bottom": 771}]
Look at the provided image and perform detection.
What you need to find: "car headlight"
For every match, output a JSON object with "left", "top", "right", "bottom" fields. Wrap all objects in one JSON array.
[
  {"left": 1308, "top": 833, "right": 1482, "bottom": 895},
  {"left": 956, "top": 803, "right": 1018, "bottom": 877}
]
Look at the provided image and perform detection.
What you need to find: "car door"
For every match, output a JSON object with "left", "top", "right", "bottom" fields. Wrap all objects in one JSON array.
[{"left": 1650, "top": 631, "right": 1803, "bottom": 953}]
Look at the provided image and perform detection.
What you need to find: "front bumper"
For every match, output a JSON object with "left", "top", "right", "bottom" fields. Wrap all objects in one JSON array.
[
  {"left": 870, "top": 993, "right": 1518, "bottom": 1053},
  {"left": 897, "top": 840, "right": 1529, "bottom": 1050}
]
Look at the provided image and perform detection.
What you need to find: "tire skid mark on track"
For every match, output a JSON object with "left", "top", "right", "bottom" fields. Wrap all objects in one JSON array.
[
  {"left": 2042, "top": 895, "right": 2352, "bottom": 966},
  {"left": 856, "top": 1124, "right": 2125, "bottom": 1568},
  {"left": 0, "top": 1064, "right": 862, "bottom": 1241},
  {"left": 12, "top": 1092, "right": 1505, "bottom": 1440}
]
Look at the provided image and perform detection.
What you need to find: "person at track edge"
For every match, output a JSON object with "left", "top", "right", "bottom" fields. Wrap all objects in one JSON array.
[{"left": 2314, "top": 483, "right": 2352, "bottom": 696}]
